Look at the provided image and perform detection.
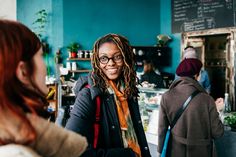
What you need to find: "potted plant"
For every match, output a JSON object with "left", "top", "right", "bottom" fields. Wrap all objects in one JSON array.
[
  {"left": 32, "top": 9, "right": 51, "bottom": 76},
  {"left": 32, "top": 9, "right": 48, "bottom": 40},
  {"left": 224, "top": 112, "right": 236, "bottom": 131},
  {"left": 156, "top": 34, "right": 171, "bottom": 47},
  {"left": 67, "top": 42, "right": 79, "bottom": 58}
]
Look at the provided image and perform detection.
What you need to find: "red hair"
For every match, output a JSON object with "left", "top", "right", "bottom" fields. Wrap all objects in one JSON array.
[{"left": 0, "top": 20, "right": 49, "bottom": 144}]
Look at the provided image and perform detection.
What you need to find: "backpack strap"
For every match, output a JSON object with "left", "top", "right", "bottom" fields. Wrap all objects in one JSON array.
[
  {"left": 85, "top": 84, "right": 101, "bottom": 148},
  {"left": 161, "top": 90, "right": 200, "bottom": 157},
  {"left": 170, "top": 90, "right": 200, "bottom": 129}
]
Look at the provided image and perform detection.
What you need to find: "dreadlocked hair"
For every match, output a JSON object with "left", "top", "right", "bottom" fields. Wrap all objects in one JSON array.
[{"left": 92, "top": 33, "right": 139, "bottom": 97}]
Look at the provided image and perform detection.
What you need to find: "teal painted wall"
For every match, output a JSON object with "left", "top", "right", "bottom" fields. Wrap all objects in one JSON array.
[
  {"left": 17, "top": 0, "right": 56, "bottom": 76},
  {"left": 17, "top": 0, "right": 181, "bottom": 75},
  {"left": 160, "top": 0, "right": 181, "bottom": 73},
  {"left": 63, "top": 0, "right": 160, "bottom": 50}
]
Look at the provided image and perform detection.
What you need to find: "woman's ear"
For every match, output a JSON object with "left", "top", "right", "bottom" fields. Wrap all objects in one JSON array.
[{"left": 16, "top": 61, "right": 30, "bottom": 85}]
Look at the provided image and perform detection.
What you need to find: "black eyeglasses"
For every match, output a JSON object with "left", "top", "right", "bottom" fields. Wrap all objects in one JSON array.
[{"left": 99, "top": 54, "right": 123, "bottom": 64}]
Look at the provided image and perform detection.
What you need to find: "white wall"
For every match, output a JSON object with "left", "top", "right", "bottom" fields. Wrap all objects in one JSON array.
[{"left": 0, "top": 0, "right": 16, "bottom": 20}]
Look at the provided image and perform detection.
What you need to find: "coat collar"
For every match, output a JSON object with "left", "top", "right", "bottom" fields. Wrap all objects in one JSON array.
[
  {"left": 73, "top": 73, "right": 102, "bottom": 99},
  {"left": 170, "top": 77, "right": 207, "bottom": 93}
]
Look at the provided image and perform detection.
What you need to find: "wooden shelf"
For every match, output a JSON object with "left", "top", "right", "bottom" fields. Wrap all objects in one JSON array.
[
  {"left": 67, "top": 58, "right": 91, "bottom": 61},
  {"left": 69, "top": 69, "right": 91, "bottom": 73},
  {"left": 207, "top": 49, "right": 226, "bottom": 53},
  {"left": 47, "top": 99, "right": 56, "bottom": 103},
  {"left": 205, "top": 65, "right": 226, "bottom": 68}
]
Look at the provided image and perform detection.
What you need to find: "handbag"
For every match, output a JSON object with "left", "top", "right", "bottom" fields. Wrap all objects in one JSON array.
[{"left": 161, "top": 90, "right": 200, "bottom": 157}]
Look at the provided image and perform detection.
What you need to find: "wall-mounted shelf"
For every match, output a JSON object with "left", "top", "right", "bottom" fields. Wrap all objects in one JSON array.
[
  {"left": 205, "top": 65, "right": 226, "bottom": 68},
  {"left": 66, "top": 52, "right": 92, "bottom": 78},
  {"left": 69, "top": 69, "right": 91, "bottom": 73},
  {"left": 67, "top": 57, "right": 92, "bottom": 74},
  {"left": 67, "top": 58, "right": 91, "bottom": 61},
  {"left": 47, "top": 99, "right": 57, "bottom": 103}
]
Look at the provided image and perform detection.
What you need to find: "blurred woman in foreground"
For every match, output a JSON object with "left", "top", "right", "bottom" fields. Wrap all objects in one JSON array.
[{"left": 0, "top": 19, "right": 87, "bottom": 157}]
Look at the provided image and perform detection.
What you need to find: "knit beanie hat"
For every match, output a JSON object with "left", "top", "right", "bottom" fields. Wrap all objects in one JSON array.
[
  {"left": 176, "top": 58, "right": 202, "bottom": 77},
  {"left": 183, "top": 47, "right": 197, "bottom": 59}
]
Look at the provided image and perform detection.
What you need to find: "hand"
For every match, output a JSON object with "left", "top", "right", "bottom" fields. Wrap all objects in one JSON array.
[{"left": 215, "top": 97, "right": 224, "bottom": 112}]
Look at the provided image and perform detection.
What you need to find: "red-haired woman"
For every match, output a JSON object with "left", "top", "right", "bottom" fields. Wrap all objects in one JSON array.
[{"left": 0, "top": 19, "right": 87, "bottom": 157}]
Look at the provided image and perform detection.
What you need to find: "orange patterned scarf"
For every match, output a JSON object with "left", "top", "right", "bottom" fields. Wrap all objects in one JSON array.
[{"left": 108, "top": 80, "right": 141, "bottom": 157}]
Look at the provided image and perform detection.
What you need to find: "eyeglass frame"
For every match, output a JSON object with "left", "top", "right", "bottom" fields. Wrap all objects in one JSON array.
[{"left": 98, "top": 54, "right": 123, "bottom": 64}]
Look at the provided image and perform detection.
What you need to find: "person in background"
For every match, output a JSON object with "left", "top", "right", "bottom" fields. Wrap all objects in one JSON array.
[
  {"left": 66, "top": 34, "right": 151, "bottom": 157},
  {"left": 181, "top": 46, "right": 224, "bottom": 111},
  {"left": 183, "top": 46, "right": 211, "bottom": 93},
  {"left": 0, "top": 20, "right": 87, "bottom": 157},
  {"left": 158, "top": 58, "right": 224, "bottom": 157},
  {"left": 140, "top": 59, "right": 165, "bottom": 88}
]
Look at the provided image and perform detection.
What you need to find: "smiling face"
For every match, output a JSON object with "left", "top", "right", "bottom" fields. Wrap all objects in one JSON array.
[{"left": 98, "top": 42, "right": 124, "bottom": 80}]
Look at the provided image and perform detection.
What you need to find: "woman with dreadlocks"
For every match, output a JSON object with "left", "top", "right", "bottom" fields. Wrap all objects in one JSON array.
[{"left": 66, "top": 34, "right": 151, "bottom": 157}]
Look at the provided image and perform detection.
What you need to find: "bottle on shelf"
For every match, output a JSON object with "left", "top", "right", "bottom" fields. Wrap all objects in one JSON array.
[
  {"left": 71, "top": 62, "right": 77, "bottom": 70},
  {"left": 78, "top": 50, "right": 83, "bottom": 58},
  {"left": 224, "top": 93, "right": 231, "bottom": 113},
  {"left": 66, "top": 62, "right": 71, "bottom": 71},
  {"left": 89, "top": 50, "right": 93, "bottom": 58},
  {"left": 84, "top": 51, "right": 89, "bottom": 58}
]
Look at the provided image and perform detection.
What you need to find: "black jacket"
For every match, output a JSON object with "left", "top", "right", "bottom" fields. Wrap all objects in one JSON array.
[{"left": 65, "top": 74, "right": 151, "bottom": 157}]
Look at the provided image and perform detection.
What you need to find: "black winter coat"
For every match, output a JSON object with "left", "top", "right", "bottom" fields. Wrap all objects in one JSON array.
[{"left": 65, "top": 74, "right": 151, "bottom": 157}]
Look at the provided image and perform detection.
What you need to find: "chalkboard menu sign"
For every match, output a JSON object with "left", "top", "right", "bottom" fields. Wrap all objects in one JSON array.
[{"left": 172, "top": 0, "right": 235, "bottom": 33}]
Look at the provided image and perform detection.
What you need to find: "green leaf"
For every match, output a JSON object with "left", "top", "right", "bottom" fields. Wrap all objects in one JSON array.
[{"left": 224, "top": 113, "right": 236, "bottom": 128}]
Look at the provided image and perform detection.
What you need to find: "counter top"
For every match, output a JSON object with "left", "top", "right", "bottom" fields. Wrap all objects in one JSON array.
[
  {"left": 138, "top": 87, "right": 168, "bottom": 94},
  {"left": 215, "top": 129, "right": 236, "bottom": 157}
]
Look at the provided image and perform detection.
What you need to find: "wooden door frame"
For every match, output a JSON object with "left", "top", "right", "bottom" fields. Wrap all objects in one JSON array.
[
  {"left": 181, "top": 36, "right": 205, "bottom": 65},
  {"left": 181, "top": 28, "right": 236, "bottom": 110}
]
